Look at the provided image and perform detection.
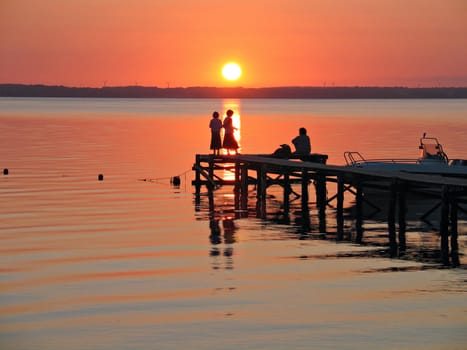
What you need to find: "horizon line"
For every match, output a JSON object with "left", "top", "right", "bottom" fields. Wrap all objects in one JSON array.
[{"left": 1, "top": 83, "right": 467, "bottom": 89}]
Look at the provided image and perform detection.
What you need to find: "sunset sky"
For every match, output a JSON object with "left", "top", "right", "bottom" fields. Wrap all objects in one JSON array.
[{"left": 1, "top": 0, "right": 466, "bottom": 88}]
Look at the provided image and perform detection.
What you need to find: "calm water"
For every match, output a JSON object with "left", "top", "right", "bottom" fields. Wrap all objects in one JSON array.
[{"left": 0, "top": 98, "right": 466, "bottom": 350}]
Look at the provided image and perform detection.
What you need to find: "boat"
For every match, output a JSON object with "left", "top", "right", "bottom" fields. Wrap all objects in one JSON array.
[{"left": 344, "top": 134, "right": 467, "bottom": 178}]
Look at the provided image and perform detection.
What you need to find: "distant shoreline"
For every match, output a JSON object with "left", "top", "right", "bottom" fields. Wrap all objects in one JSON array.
[{"left": 1, "top": 84, "right": 467, "bottom": 99}]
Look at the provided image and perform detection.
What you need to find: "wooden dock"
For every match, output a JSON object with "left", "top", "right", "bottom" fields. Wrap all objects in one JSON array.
[{"left": 192, "top": 154, "right": 467, "bottom": 266}]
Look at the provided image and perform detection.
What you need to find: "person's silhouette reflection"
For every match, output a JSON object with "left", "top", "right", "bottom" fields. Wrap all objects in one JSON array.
[
  {"left": 222, "top": 218, "right": 237, "bottom": 244},
  {"left": 209, "top": 219, "right": 222, "bottom": 245},
  {"left": 209, "top": 217, "right": 237, "bottom": 270},
  {"left": 209, "top": 219, "right": 222, "bottom": 269}
]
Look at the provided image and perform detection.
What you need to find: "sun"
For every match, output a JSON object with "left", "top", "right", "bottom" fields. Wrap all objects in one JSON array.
[{"left": 222, "top": 62, "right": 242, "bottom": 81}]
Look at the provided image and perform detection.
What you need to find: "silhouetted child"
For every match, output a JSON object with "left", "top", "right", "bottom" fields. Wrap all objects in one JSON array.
[{"left": 209, "top": 111, "right": 222, "bottom": 155}]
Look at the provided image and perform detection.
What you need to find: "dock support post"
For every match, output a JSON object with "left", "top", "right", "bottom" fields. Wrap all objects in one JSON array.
[
  {"left": 316, "top": 174, "right": 327, "bottom": 233},
  {"left": 234, "top": 161, "right": 240, "bottom": 191},
  {"left": 256, "top": 165, "right": 267, "bottom": 219},
  {"left": 301, "top": 169, "right": 309, "bottom": 209},
  {"left": 301, "top": 169, "right": 310, "bottom": 231},
  {"left": 388, "top": 179, "right": 398, "bottom": 257},
  {"left": 355, "top": 179, "right": 363, "bottom": 243},
  {"left": 283, "top": 172, "right": 291, "bottom": 216},
  {"left": 234, "top": 161, "right": 241, "bottom": 214},
  {"left": 440, "top": 185, "right": 450, "bottom": 266},
  {"left": 240, "top": 163, "right": 249, "bottom": 214},
  {"left": 256, "top": 165, "right": 267, "bottom": 200},
  {"left": 194, "top": 155, "right": 202, "bottom": 204},
  {"left": 208, "top": 156, "right": 214, "bottom": 179},
  {"left": 398, "top": 181, "right": 407, "bottom": 254},
  {"left": 336, "top": 174, "right": 344, "bottom": 240},
  {"left": 450, "top": 191, "right": 460, "bottom": 267}
]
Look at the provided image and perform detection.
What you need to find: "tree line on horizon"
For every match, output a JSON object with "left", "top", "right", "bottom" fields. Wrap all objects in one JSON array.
[{"left": 1, "top": 84, "right": 466, "bottom": 98}]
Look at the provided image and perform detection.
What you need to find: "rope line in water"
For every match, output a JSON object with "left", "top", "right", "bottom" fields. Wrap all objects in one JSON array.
[
  {"left": 2, "top": 164, "right": 192, "bottom": 188},
  {"left": 138, "top": 167, "right": 191, "bottom": 185}
]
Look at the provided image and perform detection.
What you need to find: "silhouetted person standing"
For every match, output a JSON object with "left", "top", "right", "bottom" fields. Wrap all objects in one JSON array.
[
  {"left": 209, "top": 111, "right": 222, "bottom": 155},
  {"left": 222, "top": 109, "right": 239, "bottom": 154}
]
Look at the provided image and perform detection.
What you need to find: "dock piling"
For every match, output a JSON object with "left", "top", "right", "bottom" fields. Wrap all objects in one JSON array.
[
  {"left": 315, "top": 173, "right": 327, "bottom": 233},
  {"left": 388, "top": 179, "right": 398, "bottom": 257},
  {"left": 355, "top": 179, "right": 364, "bottom": 243},
  {"left": 398, "top": 181, "right": 407, "bottom": 254},
  {"left": 450, "top": 191, "right": 460, "bottom": 267},
  {"left": 440, "top": 185, "right": 450, "bottom": 265},
  {"left": 336, "top": 174, "right": 345, "bottom": 240},
  {"left": 283, "top": 171, "right": 291, "bottom": 216}
]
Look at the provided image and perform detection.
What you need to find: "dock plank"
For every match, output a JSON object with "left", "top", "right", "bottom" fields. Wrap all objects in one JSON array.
[{"left": 217, "top": 154, "right": 467, "bottom": 188}]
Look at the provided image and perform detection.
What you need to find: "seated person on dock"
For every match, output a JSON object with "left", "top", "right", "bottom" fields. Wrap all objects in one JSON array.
[
  {"left": 291, "top": 127, "right": 311, "bottom": 158},
  {"left": 290, "top": 127, "right": 327, "bottom": 163}
]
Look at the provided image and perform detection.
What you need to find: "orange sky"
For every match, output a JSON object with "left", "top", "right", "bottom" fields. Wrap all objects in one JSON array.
[{"left": 1, "top": 0, "right": 466, "bottom": 88}]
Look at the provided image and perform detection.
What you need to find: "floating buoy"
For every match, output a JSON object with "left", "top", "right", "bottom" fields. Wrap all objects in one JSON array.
[
  {"left": 3, "top": 168, "right": 8, "bottom": 175},
  {"left": 98, "top": 174, "right": 104, "bottom": 181},
  {"left": 171, "top": 176, "right": 181, "bottom": 186}
]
